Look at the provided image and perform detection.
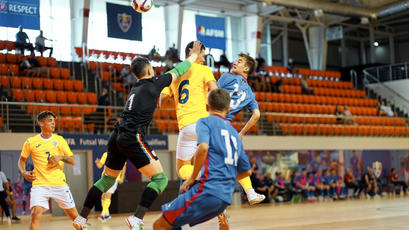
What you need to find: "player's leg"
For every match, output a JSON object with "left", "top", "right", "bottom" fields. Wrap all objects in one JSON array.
[
  {"left": 29, "top": 186, "right": 52, "bottom": 229},
  {"left": 175, "top": 123, "right": 198, "bottom": 180},
  {"left": 64, "top": 208, "right": 79, "bottom": 221},
  {"left": 154, "top": 216, "right": 173, "bottom": 230},
  {"left": 30, "top": 206, "right": 46, "bottom": 230},
  {"left": 6, "top": 199, "right": 19, "bottom": 220},
  {"left": 100, "top": 181, "right": 117, "bottom": 221},
  {"left": 50, "top": 185, "right": 78, "bottom": 221},
  {"left": 0, "top": 191, "right": 11, "bottom": 222},
  {"left": 238, "top": 176, "right": 265, "bottom": 205},
  {"left": 116, "top": 131, "right": 168, "bottom": 229}
]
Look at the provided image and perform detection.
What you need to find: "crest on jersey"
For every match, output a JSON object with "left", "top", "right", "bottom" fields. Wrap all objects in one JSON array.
[
  {"left": 52, "top": 140, "right": 58, "bottom": 148},
  {"left": 117, "top": 13, "right": 132, "bottom": 32},
  {"left": 372, "top": 161, "right": 382, "bottom": 178}
]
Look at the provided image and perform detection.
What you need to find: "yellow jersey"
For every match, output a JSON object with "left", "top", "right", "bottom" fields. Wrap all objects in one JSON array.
[
  {"left": 20, "top": 134, "right": 74, "bottom": 187},
  {"left": 99, "top": 152, "right": 126, "bottom": 181},
  {"left": 161, "top": 63, "right": 215, "bottom": 130}
]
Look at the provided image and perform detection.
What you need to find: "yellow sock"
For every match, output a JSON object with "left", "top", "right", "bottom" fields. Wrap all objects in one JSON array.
[
  {"left": 101, "top": 198, "right": 111, "bottom": 215},
  {"left": 179, "top": 165, "right": 194, "bottom": 180},
  {"left": 239, "top": 176, "right": 253, "bottom": 193}
]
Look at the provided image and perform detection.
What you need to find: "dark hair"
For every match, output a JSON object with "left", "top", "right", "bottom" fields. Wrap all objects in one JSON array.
[
  {"left": 131, "top": 57, "right": 150, "bottom": 78},
  {"left": 391, "top": 168, "right": 396, "bottom": 172},
  {"left": 37, "top": 111, "right": 56, "bottom": 123},
  {"left": 208, "top": 88, "right": 230, "bottom": 112},
  {"left": 185, "top": 41, "right": 205, "bottom": 58},
  {"left": 238, "top": 53, "right": 257, "bottom": 75}
]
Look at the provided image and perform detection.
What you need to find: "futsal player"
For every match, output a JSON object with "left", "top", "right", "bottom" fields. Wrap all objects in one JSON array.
[
  {"left": 153, "top": 88, "right": 252, "bottom": 230},
  {"left": 72, "top": 41, "right": 203, "bottom": 230},
  {"left": 94, "top": 152, "right": 127, "bottom": 221},
  {"left": 17, "top": 111, "right": 78, "bottom": 230}
]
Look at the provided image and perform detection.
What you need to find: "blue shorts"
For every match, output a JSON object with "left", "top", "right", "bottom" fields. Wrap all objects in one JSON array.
[{"left": 162, "top": 185, "right": 228, "bottom": 228}]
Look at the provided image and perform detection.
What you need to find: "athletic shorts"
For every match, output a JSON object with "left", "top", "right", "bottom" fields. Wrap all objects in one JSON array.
[
  {"left": 106, "top": 180, "right": 119, "bottom": 194},
  {"left": 176, "top": 123, "right": 198, "bottom": 161},
  {"left": 30, "top": 186, "right": 75, "bottom": 210},
  {"left": 105, "top": 128, "right": 159, "bottom": 170},
  {"left": 162, "top": 185, "right": 228, "bottom": 228}
]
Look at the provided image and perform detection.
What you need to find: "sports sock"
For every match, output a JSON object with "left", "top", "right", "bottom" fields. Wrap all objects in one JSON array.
[
  {"left": 81, "top": 185, "right": 103, "bottom": 218},
  {"left": 102, "top": 198, "right": 111, "bottom": 216},
  {"left": 239, "top": 176, "right": 253, "bottom": 194},
  {"left": 178, "top": 165, "right": 194, "bottom": 180},
  {"left": 134, "top": 187, "right": 158, "bottom": 219}
]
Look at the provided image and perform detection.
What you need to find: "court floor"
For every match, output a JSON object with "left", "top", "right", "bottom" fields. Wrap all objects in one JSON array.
[{"left": 3, "top": 197, "right": 409, "bottom": 230}]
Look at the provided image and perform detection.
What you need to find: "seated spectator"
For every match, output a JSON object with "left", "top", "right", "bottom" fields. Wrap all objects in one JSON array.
[
  {"left": 121, "top": 65, "right": 134, "bottom": 90},
  {"left": 327, "top": 168, "right": 339, "bottom": 199},
  {"left": 15, "top": 25, "right": 34, "bottom": 56},
  {"left": 335, "top": 105, "right": 343, "bottom": 123},
  {"left": 272, "top": 77, "right": 283, "bottom": 93},
  {"left": 0, "top": 170, "right": 13, "bottom": 224},
  {"left": 360, "top": 167, "right": 378, "bottom": 198},
  {"left": 379, "top": 101, "right": 387, "bottom": 116},
  {"left": 248, "top": 75, "right": 262, "bottom": 92},
  {"left": 343, "top": 105, "right": 354, "bottom": 124},
  {"left": 19, "top": 55, "right": 44, "bottom": 78},
  {"left": 301, "top": 75, "right": 314, "bottom": 95},
  {"left": 295, "top": 168, "right": 311, "bottom": 200},
  {"left": 344, "top": 168, "right": 359, "bottom": 198},
  {"left": 35, "top": 30, "right": 53, "bottom": 57},
  {"left": 256, "top": 54, "right": 266, "bottom": 73},
  {"left": 336, "top": 170, "right": 347, "bottom": 199},
  {"left": 255, "top": 173, "right": 269, "bottom": 203},
  {"left": 306, "top": 172, "right": 316, "bottom": 201},
  {"left": 314, "top": 169, "right": 329, "bottom": 200},
  {"left": 216, "top": 50, "right": 231, "bottom": 72},
  {"left": 147, "top": 45, "right": 158, "bottom": 59},
  {"left": 260, "top": 75, "right": 272, "bottom": 92},
  {"left": 390, "top": 168, "right": 407, "bottom": 195},
  {"left": 275, "top": 172, "right": 287, "bottom": 202},
  {"left": 264, "top": 172, "right": 278, "bottom": 202},
  {"left": 287, "top": 58, "right": 295, "bottom": 74},
  {"left": 384, "top": 102, "right": 395, "bottom": 117},
  {"left": 0, "top": 178, "right": 20, "bottom": 222}
]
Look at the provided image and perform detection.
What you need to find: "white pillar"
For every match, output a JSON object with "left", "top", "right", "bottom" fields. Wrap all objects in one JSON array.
[
  {"left": 243, "top": 15, "right": 261, "bottom": 58},
  {"left": 309, "top": 26, "right": 327, "bottom": 70},
  {"left": 164, "top": 4, "right": 183, "bottom": 56}
]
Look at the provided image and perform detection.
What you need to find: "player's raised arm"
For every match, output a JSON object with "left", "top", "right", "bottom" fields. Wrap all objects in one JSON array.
[
  {"left": 167, "top": 41, "right": 202, "bottom": 82},
  {"left": 239, "top": 108, "right": 260, "bottom": 138}
]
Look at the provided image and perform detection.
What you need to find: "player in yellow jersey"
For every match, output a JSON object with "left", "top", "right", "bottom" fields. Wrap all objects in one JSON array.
[
  {"left": 95, "top": 152, "right": 127, "bottom": 222},
  {"left": 17, "top": 111, "right": 78, "bottom": 230},
  {"left": 161, "top": 41, "right": 217, "bottom": 178}
]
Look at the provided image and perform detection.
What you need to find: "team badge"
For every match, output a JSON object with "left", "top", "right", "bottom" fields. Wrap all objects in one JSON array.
[
  {"left": 117, "top": 13, "right": 132, "bottom": 32},
  {"left": 372, "top": 161, "right": 382, "bottom": 178},
  {"left": 52, "top": 140, "right": 58, "bottom": 148}
]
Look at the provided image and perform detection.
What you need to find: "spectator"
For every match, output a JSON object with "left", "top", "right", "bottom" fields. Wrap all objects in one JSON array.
[
  {"left": 301, "top": 75, "right": 314, "bottom": 95},
  {"left": 0, "top": 170, "right": 12, "bottom": 224},
  {"left": 306, "top": 172, "right": 316, "bottom": 201},
  {"left": 0, "top": 178, "right": 21, "bottom": 221},
  {"left": 384, "top": 102, "right": 395, "bottom": 117},
  {"left": 256, "top": 54, "right": 266, "bottom": 73},
  {"left": 121, "top": 65, "right": 134, "bottom": 90},
  {"left": 264, "top": 172, "right": 278, "bottom": 202},
  {"left": 15, "top": 25, "right": 34, "bottom": 56},
  {"left": 335, "top": 105, "right": 343, "bottom": 123},
  {"left": 344, "top": 168, "right": 359, "bottom": 198},
  {"left": 147, "top": 45, "right": 158, "bottom": 59},
  {"left": 164, "top": 50, "right": 175, "bottom": 72},
  {"left": 328, "top": 168, "right": 339, "bottom": 199},
  {"left": 314, "top": 169, "right": 329, "bottom": 200},
  {"left": 248, "top": 75, "right": 261, "bottom": 92},
  {"left": 19, "top": 55, "right": 43, "bottom": 78},
  {"left": 361, "top": 167, "right": 378, "bottom": 198},
  {"left": 275, "top": 172, "right": 287, "bottom": 202},
  {"left": 204, "top": 48, "right": 214, "bottom": 68},
  {"left": 216, "top": 50, "right": 231, "bottom": 72},
  {"left": 379, "top": 101, "right": 387, "bottom": 116},
  {"left": 390, "top": 168, "right": 407, "bottom": 195},
  {"left": 296, "top": 168, "right": 311, "bottom": 200},
  {"left": 249, "top": 156, "right": 259, "bottom": 188},
  {"left": 272, "top": 77, "right": 283, "bottom": 93},
  {"left": 343, "top": 105, "right": 354, "bottom": 124},
  {"left": 287, "top": 58, "right": 295, "bottom": 74},
  {"left": 95, "top": 88, "right": 110, "bottom": 134},
  {"left": 336, "top": 170, "right": 347, "bottom": 199},
  {"left": 35, "top": 30, "right": 53, "bottom": 57},
  {"left": 254, "top": 174, "right": 269, "bottom": 203}
]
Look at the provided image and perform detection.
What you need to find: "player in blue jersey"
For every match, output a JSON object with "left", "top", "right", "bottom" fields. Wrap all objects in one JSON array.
[
  {"left": 217, "top": 53, "right": 264, "bottom": 208},
  {"left": 152, "top": 89, "right": 252, "bottom": 230}
]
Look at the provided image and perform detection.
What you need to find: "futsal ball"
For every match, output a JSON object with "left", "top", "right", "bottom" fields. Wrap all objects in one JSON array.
[{"left": 132, "top": 0, "right": 153, "bottom": 13}]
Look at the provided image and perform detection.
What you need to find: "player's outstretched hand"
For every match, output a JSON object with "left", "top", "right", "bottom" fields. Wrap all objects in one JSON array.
[
  {"left": 23, "top": 171, "right": 36, "bottom": 182},
  {"left": 180, "top": 178, "right": 195, "bottom": 194},
  {"left": 190, "top": 40, "right": 202, "bottom": 56}
]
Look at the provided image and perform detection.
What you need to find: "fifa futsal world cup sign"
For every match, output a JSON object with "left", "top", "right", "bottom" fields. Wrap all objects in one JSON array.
[{"left": 0, "top": 0, "right": 40, "bottom": 29}]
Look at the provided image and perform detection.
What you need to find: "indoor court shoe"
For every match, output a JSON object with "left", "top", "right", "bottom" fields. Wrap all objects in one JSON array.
[
  {"left": 98, "top": 215, "right": 106, "bottom": 222},
  {"left": 72, "top": 216, "right": 88, "bottom": 230},
  {"left": 12, "top": 216, "right": 21, "bottom": 222},
  {"left": 125, "top": 215, "right": 144, "bottom": 230},
  {"left": 105, "top": 215, "right": 112, "bottom": 221},
  {"left": 247, "top": 191, "right": 266, "bottom": 205},
  {"left": 217, "top": 210, "right": 230, "bottom": 230}
]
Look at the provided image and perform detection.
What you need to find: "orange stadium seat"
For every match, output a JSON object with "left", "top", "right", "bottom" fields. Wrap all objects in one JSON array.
[
  {"left": 74, "top": 80, "right": 83, "bottom": 92},
  {"left": 66, "top": 91, "right": 77, "bottom": 104},
  {"left": 8, "top": 64, "right": 19, "bottom": 75},
  {"left": 0, "top": 53, "right": 5, "bottom": 63},
  {"left": 37, "top": 56, "right": 47, "bottom": 66},
  {"left": 34, "top": 90, "right": 45, "bottom": 102},
  {"left": 87, "top": 93, "right": 98, "bottom": 104},
  {"left": 101, "top": 71, "right": 110, "bottom": 82},
  {"left": 6, "top": 54, "right": 17, "bottom": 64},
  {"left": 47, "top": 57, "right": 58, "bottom": 67},
  {"left": 63, "top": 80, "right": 74, "bottom": 91},
  {"left": 77, "top": 92, "right": 87, "bottom": 104},
  {"left": 60, "top": 107, "right": 71, "bottom": 116},
  {"left": 73, "top": 117, "right": 83, "bottom": 131},
  {"left": 88, "top": 61, "right": 97, "bottom": 71},
  {"left": 50, "top": 67, "right": 61, "bottom": 78},
  {"left": 20, "top": 77, "right": 32, "bottom": 89},
  {"left": 60, "top": 68, "right": 70, "bottom": 79},
  {"left": 53, "top": 79, "right": 64, "bottom": 90},
  {"left": 0, "top": 76, "right": 8, "bottom": 88},
  {"left": 0, "top": 64, "right": 7, "bottom": 75},
  {"left": 5, "top": 41, "right": 15, "bottom": 51},
  {"left": 23, "top": 89, "right": 35, "bottom": 102},
  {"left": 49, "top": 106, "right": 59, "bottom": 115},
  {"left": 12, "top": 89, "right": 23, "bottom": 101},
  {"left": 57, "top": 91, "right": 67, "bottom": 103},
  {"left": 32, "top": 78, "right": 43, "bottom": 89},
  {"left": 10, "top": 76, "right": 21, "bottom": 88},
  {"left": 43, "top": 78, "right": 53, "bottom": 90},
  {"left": 45, "top": 90, "right": 57, "bottom": 103},
  {"left": 71, "top": 106, "right": 82, "bottom": 116}
]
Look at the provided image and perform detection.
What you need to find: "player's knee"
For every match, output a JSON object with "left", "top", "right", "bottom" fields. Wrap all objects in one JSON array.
[
  {"left": 31, "top": 207, "right": 43, "bottom": 220},
  {"left": 94, "top": 174, "right": 116, "bottom": 193},
  {"left": 148, "top": 172, "right": 168, "bottom": 194}
]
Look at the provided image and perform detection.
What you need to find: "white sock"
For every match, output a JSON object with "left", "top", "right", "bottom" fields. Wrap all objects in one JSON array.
[{"left": 246, "top": 188, "right": 255, "bottom": 195}]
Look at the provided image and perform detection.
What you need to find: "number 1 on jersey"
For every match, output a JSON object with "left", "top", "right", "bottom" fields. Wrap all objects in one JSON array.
[
  {"left": 221, "top": 129, "right": 238, "bottom": 166},
  {"left": 127, "top": 94, "right": 135, "bottom": 110}
]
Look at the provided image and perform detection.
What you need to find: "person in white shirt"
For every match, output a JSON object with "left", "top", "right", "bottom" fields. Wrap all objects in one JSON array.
[
  {"left": 0, "top": 171, "right": 12, "bottom": 224},
  {"left": 35, "top": 31, "right": 53, "bottom": 57},
  {"left": 385, "top": 102, "right": 395, "bottom": 117}
]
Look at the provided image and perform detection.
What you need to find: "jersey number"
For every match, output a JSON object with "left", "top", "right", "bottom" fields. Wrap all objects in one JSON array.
[
  {"left": 178, "top": 80, "right": 189, "bottom": 104},
  {"left": 45, "top": 151, "right": 51, "bottom": 160},
  {"left": 127, "top": 94, "right": 135, "bottom": 110},
  {"left": 221, "top": 129, "right": 238, "bottom": 166},
  {"left": 230, "top": 83, "right": 246, "bottom": 110}
]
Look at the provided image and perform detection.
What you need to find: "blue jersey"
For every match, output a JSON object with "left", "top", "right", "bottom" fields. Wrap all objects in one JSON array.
[
  {"left": 217, "top": 73, "right": 258, "bottom": 121},
  {"left": 196, "top": 115, "right": 251, "bottom": 204}
]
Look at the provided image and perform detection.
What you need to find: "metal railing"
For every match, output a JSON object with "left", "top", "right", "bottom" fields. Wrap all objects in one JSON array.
[
  {"left": 364, "top": 62, "right": 409, "bottom": 83},
  {"left": 0, "top": 101, "right": 408, "bottom": 137}
]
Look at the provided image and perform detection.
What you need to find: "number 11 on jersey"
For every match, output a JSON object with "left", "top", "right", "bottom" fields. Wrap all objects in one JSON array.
[{"left": 221, "top": 129, "right": 238, "bottom": 166}]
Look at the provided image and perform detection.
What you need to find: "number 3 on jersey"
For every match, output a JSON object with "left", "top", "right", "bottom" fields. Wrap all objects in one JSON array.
[
  {"left": 230, "top": 83, "right": 246, "bottom": 110},
  {"left": 221, "top": 129, "right": 238, "bottom": 166},
  {"left": 178, "top": 80, "right": 189, "bottom": 104}
]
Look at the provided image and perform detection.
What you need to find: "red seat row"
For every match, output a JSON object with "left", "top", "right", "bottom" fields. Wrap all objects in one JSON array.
[
  {"left": 2, "top": 76, "right": 83, "bottom": 91},
  {"left": 12, "top": 89, "right": 97, "bottom": 104},
  {"left": 0, "top": 53, "right": 57, "bottom": 67},
  {"left": 279, "top": 85, "right": 365, "bottom": 98},
  {"left": 26, "top": 104, "right": 96, "bottom": 116},
  {"left": 269, "top": 76, "right": 353, "bottom": 89}
]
